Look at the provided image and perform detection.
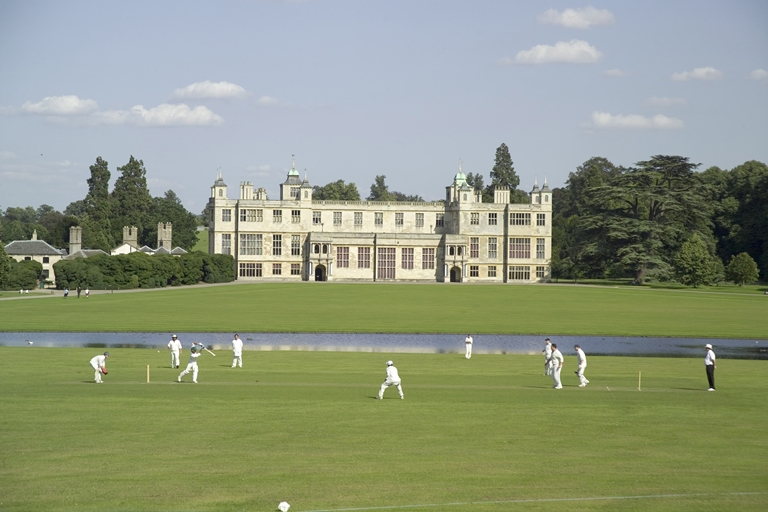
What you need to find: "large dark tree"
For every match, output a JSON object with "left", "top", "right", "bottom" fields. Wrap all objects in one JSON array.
[
  {"left": 484, "top": 143, "right": 528, "bottom": 203},
  {"left": 579, "top": 155, "right": 711, "bottom": 284},
  {"left": 313, "top": 180, "right": 361, "bottom": 201},
  {"left": 83, "top": 157, "right": 114, "bottom": 251},
  {"left": 147, "top": 190, "right": 199, "bottom": 251},
  {"left": 0, "top": 242, "right": 11, "bottom": 289},
  {"left": 368, "top": 175, "right": 394, "bottom": 201},
  {"left": 111, "top": 156, "right": 153, "bottom": 246}
]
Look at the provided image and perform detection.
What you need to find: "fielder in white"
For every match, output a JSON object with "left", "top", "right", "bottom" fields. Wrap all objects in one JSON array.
[
  {"left": 465, "top": 334, "right": 473, "bottom": 359},
  {"left": 574, "top": 344, "right": 589, "bottom": 387},
  {"left": 89, "top": 352, "right": 109, "bottom": 383},
  {"left": 377, "top": 360, "right": 404, "bottom": 400},
  {"left": 178, "top": 343, "right": 205, "bottom": 383},
  {"left": 231, "top": 334, "right": 243, "bottom": 368},
  {"left": 542, "top": 338, "right": 553, "bottom": 376},
  {"left": 167, "top": 334, "right": 182, "bottom": 368},
  {"left": 550, "top": 344, "right": 563, "bottom": 389}
]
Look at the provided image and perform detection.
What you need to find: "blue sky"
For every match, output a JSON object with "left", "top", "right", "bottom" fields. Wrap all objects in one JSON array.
[{"left": 1, "top": 0, "right": 766, "bottom": 215}]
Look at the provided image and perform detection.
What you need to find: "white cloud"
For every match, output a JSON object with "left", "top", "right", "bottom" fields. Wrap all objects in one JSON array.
[
  {"left": 20, "top": 95, "right": 98, "bottom": 115},
  {"left": 591, "top": 111, "right": 684, "bottom": 129},
  {"left": 246, "top": 164, "right": 271, "bottom": 177},
  {"left": 747, "top": 69, "right": 768, "bottom": 82},
  {"left": 0, "top": 150, "right": 17, "bottom": 160},
  {"left": 604, "top": 68, "right": 629, "bottom": 77},
  {"left": 172, "top": 81, "right": 248, "bottom": 99},
  {"left": 92, "top": 103, "right": 224, "bottom": 126},
  {"left": 509, "top": 39, "right": 602, "bottom": 65},
  {"left": 672, "top": 67, "right": 723, "bottom": 81},
  {"left": 646, "top": 96, "right": 687, "bottom": 107},
  {"left": 538, "top": 6, "right": 615, "bottom": 29},
  {"left": 257, "top": 96, "right": 281, "bottom": 106}
]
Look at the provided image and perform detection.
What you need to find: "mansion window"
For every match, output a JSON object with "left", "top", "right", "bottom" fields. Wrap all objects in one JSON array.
[
  {"left": 377, "top": 247, "right": 396, "bottom": 279},
  {"left": 313, "top": 211, "right": 322, "bottom": 225},
  {"left": 469, "top": 265, "right": 479, "bottom": 277},
  {"left": 240, "top": 209, "right": 260, "bottom": 222},
  {"left": 488, "top": 238, "right": 497, "bottom": 259},
  {"left": 375, "top": 212, "right": 383, "bottom": 226},
  {"left": 272, "top": 263, "right": 282, "bottom": 275},
  {"left": 488, "top": 213, "right": 497, "bottom": 226},
  {"left": 395, "top": 213, "right": 404, "bottom": 226},
  {"left": 333, "top": 212, "right": 342, "bottom": 225},
  {"left": 536, "top": 213, "right": 546, "bottom": 227},
  {"left": 255, "top": 234, "right": 263, "bottom": 255},
  {"left": 292, "top": 210, "right": 301, "bottom": 223},
  {"left": 401, "top": 248, "right": 414, "bottom": 269},
  {"left": 337, "top": 247, "right": 350, "bottom": 268},
  {"left": 415, "top": 213, "right": 424, "bottom": 227},
  {"left": 354, "top": 212, "right": 363, "bottom": 227},
  {"left": 290, "top": 187, "right": 300, "bottom": 199},
  {"left": 435, "top": 214, "right": 444, "bottom": 227},
  {"left": 222, "top": 209, "right": 232, "bottom": 222},
  {"left": 508, "top": 265, "right": 530, "bottom": 280},
  {"left": 240, "top": 234, "right": 259, "bottom": 256},
  {"left": 358, "top": 247, "right": 371, "bottom": 268},
  {"left": 422, "top": 248, "right": 435, "bottom": 269},
  {"left": 470, "top": 237, "right": 479, "bottom": 258},
  {"left": 272, "top": 235, "right": 282, "bottom": 256},
  {"left": 291, "top": 235, "right": 301, "bottom": 256},
  {"left": 239, "top": 263, "right": 261, "bottom": 277},
  {"left": 291, "top": 263, "right": 301, "bottom": 276},
  {"left": 221, "top": 234, "right": 231, "bottom": 255},
  {"left": 509, "top": 238, "right": 530, "bottom": 259},
  {"left": 487, "top": 265, "right": 497, "bottom": 278},
  {"left": 510, "top": 213, "right": 531, "bottom": 226},
  {"left": 273, "top": 210, "right": 282, "bottom": 223},
  {"left": 536, "top": 238, "right": 545, "bottom": 259},
  {"left": 536, "top": 266, "right": 546, "bottom": 279},
  {"left": 470, "top": 213, "right": 479, "bottom": 225}
]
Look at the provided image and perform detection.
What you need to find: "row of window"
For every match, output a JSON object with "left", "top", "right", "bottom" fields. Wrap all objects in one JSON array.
[
  {"left": 221, "top": 234, "right": 302, "bottom": 256},
  {"left": 222, "top": 209, "right": 546, "bottom": 227},
  {"left": 239, "top": 262, "right": 302, "bottom": 277}
]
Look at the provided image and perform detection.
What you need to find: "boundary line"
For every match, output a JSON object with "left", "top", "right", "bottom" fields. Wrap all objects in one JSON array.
[{"left": 300, "top": 491, "right": 768, "bottom": 511}]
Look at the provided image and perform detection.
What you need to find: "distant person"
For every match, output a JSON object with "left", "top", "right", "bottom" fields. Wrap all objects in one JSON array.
[
  {"left": 178, "top": 342, "right": 206, "bottom": 383},
  {"left": 705, "top": 344, "right": 716, "bottom": 391},
  {"left": 550, "top": 344, "right": 563, "bottom": 389},
  {"left": 574, "top": 345, "right": 589, "bottom": 387},
  {"left": 77, "top": 286, "right": 81, "bottom": 298},
  {"left": 377, "top": 360, "right": 404, "bottom": 400},
  {"left": 542, "top": 338, "right": 553, "bottom": 376},
  {"left": 19, "top": 289, "right": 23, "bottom": 294},
  {"left": 89, "top": 351, "right": 109, "bottom": 384},
  {"left": 64, "top": 288, "right": 69, "bottom": 298},
  {"left": 231, "top": 334, "right": 243, "bottom": 368},
  {"left": 85, "top": 288, "right": 90, "bottom": 298},
  {"left": 168, "top": 334, "right": 183, "bottom": 368},
  {"left": 465, "top": 334, "right": 473, "bottom": 359}
]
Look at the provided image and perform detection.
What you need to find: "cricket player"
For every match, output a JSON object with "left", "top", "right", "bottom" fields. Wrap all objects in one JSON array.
[
  {"left": 178, "top": 342, "right": 205, "bottom": 383},
  {"left": 574, "top": 344, "right": 589, "bottom": 387},
  {"left": 231, "top": 334, "right": 243, "bottom": 368},
  {"left": 168, "top": 334, "right": 182, "bottom": 368},
  {"left": 377, "top": 360, "right": 404, "bottom": 400},
  {"left": 465, "top": 334, "right": 473, "bottom": 359},
  {"left": 542, "top": 338, "right": 553, "bottom": 376},
  {"left": 89, "top": 352, "right": 109, "bottom": 383},
  {"left": 705, "top": 344, "right": 716, "bottom": 391},
  {"left": 550, "top": 344, "right": 563, "bottom": 389}
]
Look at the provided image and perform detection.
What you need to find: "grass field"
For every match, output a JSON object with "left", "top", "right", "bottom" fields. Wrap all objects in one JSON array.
[
  {"left": 1, "top": 283, "right": 767, "bottom": 339},
  {"left": 1, "top": 348, "right": 766, "bottom": 511}
]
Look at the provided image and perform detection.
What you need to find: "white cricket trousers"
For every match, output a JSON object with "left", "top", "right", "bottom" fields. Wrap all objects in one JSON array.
[
  {"left": 179, "top": 362, "right": 198, "bottom": 382},
  {"left": 232, "top": 354, "right": 242, "bottom": 368},
  {"left": 90, "top": 362, "right": 102, "bottom": 383},
  {"left": 170, "top": 350, "right": 181, "bottom": 368},
  {"left": 577, "top": 363, "right": 589, "bottom": 386},
  {"left": 545, "top": 360, "right": 553, "bottom": 376},
  {"left": 551, "top": 366, "right": 562, "bottom": 388},
  {"left": 379, "top": 379, "right": 403, "bottom": 399},
  {"left": 465, "top": 343, "right": 472, "bottom": 359}
]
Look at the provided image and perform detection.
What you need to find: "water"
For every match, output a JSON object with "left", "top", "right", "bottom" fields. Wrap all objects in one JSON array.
[{"left": 1, "top": 332, "right": 766, "bottom": 359}]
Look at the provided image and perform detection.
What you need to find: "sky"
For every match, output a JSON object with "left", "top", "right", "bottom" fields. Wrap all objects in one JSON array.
[{"left": 1, "top": 0, "right": 767, "bottom": 215}]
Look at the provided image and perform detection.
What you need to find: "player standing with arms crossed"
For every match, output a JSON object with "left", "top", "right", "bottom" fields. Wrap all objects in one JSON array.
[
  {"left": 465, "top": 334, "right": 473, "bottom": 359},
  {"left": 168, "top": 334, "right": 182, "bottom": 368},
  {"left": 231, "top": 334, "right": 243, "bottom": 368}
]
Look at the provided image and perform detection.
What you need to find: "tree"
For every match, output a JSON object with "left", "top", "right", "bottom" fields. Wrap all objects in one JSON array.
[
  {"left": 466, "top": 173, "right": 493, "bottom": 203},
  {"left": 725, "top": 252, "right": 759, "bottom": 286},
  {"left": 147, "top": 190, "right": 199, "bottom": 250},
  {"left": 313, "top": 180, "right": 361, "bottom": 201},
  {"left": 674, "top": 233, "right": 720, "bottom": 287},
  {"left": 367, "top": 175, "right": 394, "bottom": 201},
  {"left": 0, "top": 242, "right": 11, "bottom": 289},
  {"left": 111, "top": 156, "right": 153, "bottom": 246},
  {"left": 83, "top": 156, "right": 114, "bottom": 251},
  {"left": 489, "top": 143, "right": 519, "bottom": 190},
  {"left": 578, "top": 155, "right": 711, "bottom": 284}
]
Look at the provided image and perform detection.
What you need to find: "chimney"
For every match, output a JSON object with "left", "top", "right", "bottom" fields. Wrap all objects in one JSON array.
[
  {"left": 69, "top": 226, "right": 82, "bottom": 254},
  {"left": 123, "top": 226, "right": 138, "bottom": 248}
]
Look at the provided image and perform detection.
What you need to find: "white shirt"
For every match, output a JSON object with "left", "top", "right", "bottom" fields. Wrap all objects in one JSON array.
[
  {"left": 705, "top": 349, "right": 716, "bottom": 366},
  {"left": 465, "top": 336, "right": 473, "bottom": 345},
  {"left": 232, "top": 337, "right": 243, "bottom": 356},
  {"left": 543, "top": 343, "right": 552, "bottom": 359},
  {"left": 168, "top": 339, "right": 182, "bottom": 352},
  {"left": 187, "top": 351, "right": 201, "bottom": 365},
  {"left": 575, "top": 348, "right": 587, "bottom": 367},
  {"left": 385, "top": 365, "right": 401, "bottom": 383},
  {"left": 551, "top": 349, "right": 563, "bottom": 368},
  {"left": 90, "top": 355, "right": 106, "bottom": 368}
]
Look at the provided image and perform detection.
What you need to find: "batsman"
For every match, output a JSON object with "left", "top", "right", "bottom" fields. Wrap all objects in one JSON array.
[{"left": 177, "top": 342, "right": 210, "bottom": 384}]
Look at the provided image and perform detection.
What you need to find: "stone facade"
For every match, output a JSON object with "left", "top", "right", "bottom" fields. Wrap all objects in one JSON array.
[{"left": 207, "top": 164, "right": 552, "bottom": 283}]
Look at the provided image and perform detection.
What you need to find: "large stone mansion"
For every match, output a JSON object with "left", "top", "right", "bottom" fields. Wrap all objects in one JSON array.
[{"left": 207, "top": 163, "right": 552, "bottom": 283}]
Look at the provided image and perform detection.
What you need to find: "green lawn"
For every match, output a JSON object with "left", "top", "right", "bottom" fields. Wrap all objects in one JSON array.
[
  {"left": 1, "top": 283, "right": 767, "bottom": 339},
  {"left": 1, "top": 348, "right": 766, "bottom": 511},
  {"left": 194, "top": 227, "right": 208, "bottom": 252}
]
